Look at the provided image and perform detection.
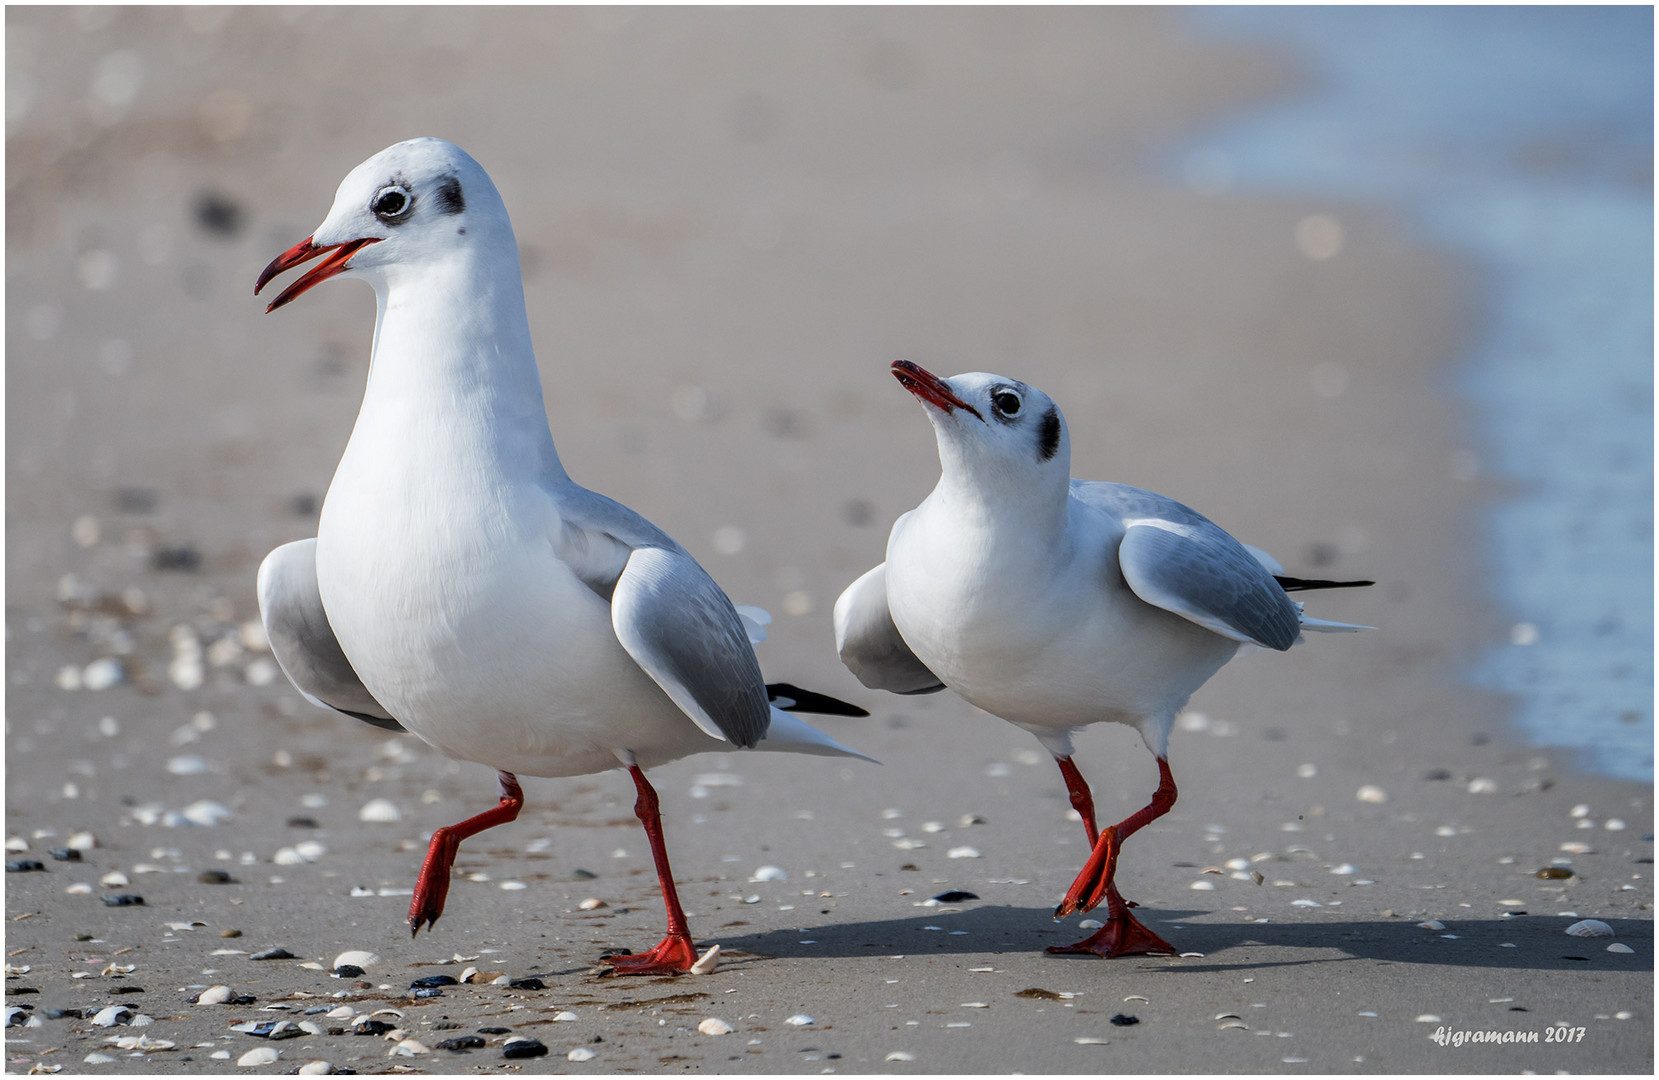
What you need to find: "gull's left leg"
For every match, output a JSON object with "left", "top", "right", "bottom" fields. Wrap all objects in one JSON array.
[
  {"left": 603, "top": 764, "right": 699, "bottom": 974},
  {"left": 1047, "top": 756, "right": 1178, "bottom": 957},
  {"left": 410, "top": 771, "right": 524, "bottom": 936}
]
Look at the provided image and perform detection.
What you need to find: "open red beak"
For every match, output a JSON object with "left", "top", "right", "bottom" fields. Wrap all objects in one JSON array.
[
  {"left": 891, "top": 360, "right": 983, "bottom": 420},
  {"left": 255, "top": 236, "right": 381, "bottom": 313}
]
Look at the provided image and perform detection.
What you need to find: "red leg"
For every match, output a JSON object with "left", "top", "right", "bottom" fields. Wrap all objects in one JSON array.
[
  {"left": 409, "top": 771, "right": 523, "bottom": 936},
  {"left": 1047, "top": 757, "right": 1179, "bottom": 958},
  {"left": 1056, "top": 756, "right": 1099, "bottom": 846},
  {"left": 604, "top": 765, "right": 698, "bottom": 975}
]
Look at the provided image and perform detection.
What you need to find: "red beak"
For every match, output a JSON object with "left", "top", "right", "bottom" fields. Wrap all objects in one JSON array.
[
  {"left": 255, "top": 235, "right": 381, "bottom": 313},
  {"left": 891, "top": 360, "right": 983, "bottom": 420}
]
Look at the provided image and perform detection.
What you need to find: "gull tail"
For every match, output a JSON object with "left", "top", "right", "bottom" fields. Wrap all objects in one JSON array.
[
  {"left": 1276, "top": 575, "right": 1375, "bottom": 592},
  {"left": 766, "top": 682, "right": 869, "bottom": 717},
  {"left": 755, "top": 707, "right": 879, "bottom": 764}
]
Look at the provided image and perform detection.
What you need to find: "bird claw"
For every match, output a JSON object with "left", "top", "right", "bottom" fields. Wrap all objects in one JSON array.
[
  {"left": 1046, "top": 913, "right": 1177, "bottom": 958},
  {"left": 603, "top": 933, "right": 698, "bottom": 975}
]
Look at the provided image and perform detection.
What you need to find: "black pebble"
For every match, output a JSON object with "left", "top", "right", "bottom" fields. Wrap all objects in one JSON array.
[
  {"left": 229, "top": 995, "right": 257, "bottom": 1006},
  {"left": 477, "top": 1026, "right": 511, "bottom": 1035},
  {"left": 410, "top": 975, "right": 458, "bottom": 988},
  {"left": 251, "top": 947, "right": 295, "bottom": 960},
  {"left": 8, "top": 988, "right": 37, "bottom": 995},
  {"left": 285, "top": 816, "right": 320, "bottom": 829},
  {"left": 502, "top": 1037, "right": 549, "bottom": 1059},
  {"left": 194, "top": 192, "right": 244, "bottom": 237},
  {"left": 6, "top": 860, "right": 45, "bottom": 872},
  {"left": 353, "top": 1019, "right": 395, "bottom": 1036},
  {"left": 151, "top": 545, "right": 203, "bottom": 572},
  {"left": 437, "top": 1035, "right": 485, "bottom": 1051},
  {"left": 1109, "top": 1013, "right": 1139, "bottom": 1026},
  {"left": 197, "top": 870, "right": 236, "bottom": 884},
  {"left": 47, "top": 848, "right": 81, "bottom": 862},
  {"left": 45, "top": 1008, "right": 82, "bottom": 1020},
  {"left": 101, "top": 893, "right": 145, "bottom": 906},
  {"left": 110, "top": 986, "right": 145, "bottom": 995},
  {"left": 930, "top": 890, "right": 979, "bottom": 903},
  {"left": 333, "top": 965, "right": 365, "bottom": 979},
  {"left": 1422, "top": 768, "right": 1454, "bottom": 781},
  {"left": 507, "top": 977, "right": 545, "bottom": 990},
  {"left": 572, "top": 868, "right": 598, "bottom": 880}
]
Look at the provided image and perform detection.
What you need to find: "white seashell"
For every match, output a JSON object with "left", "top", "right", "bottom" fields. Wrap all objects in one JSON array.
[
  {"left": 195, "top": 985, "right": 233, "bottom": 1005},
  {"left": 83, "top": 658, "right": 124, "bottom": 691},
  {"left": 100, "top": 871, "right": 129, "bottom": 888},
  {"left": 690, "top": 944, "right": 721, "bottom": 974},
  {"left": 785, "top": 1014, "right": 814, "bottom": 1026},
  {"left": 578, "top": 897, "right": 606, "bottom": 910},
  {"left": 698, "top": 1017, "right": 734, "bottom": 1035},
  {"left": 128, "top": 1014, "right": 153, "bottom": 1026},
  {"left": 567, "top": 1047, "right": 597, "bottom": 1061},
  {"left": 1356, "top": 785, "right": 1388, "bottom": 804},
  {"left": 273, "top": 847, "right": 305, "bottom": 866},
  {"left": 1123, "top": 995, "right": 1149, "bottom": 1003},
  {"left": 90, "top": 1005, "right": 132, "bottom": 1027},
  {"left": 1078, "top": 919, "right": 1103, "bottom": 930},
  {"left": 886, "top": 1051, "right": 915, "bottom": 1061},
  {"left": 297, "top": 1064, "right": 336, "bottom": 1076},
  {"left": 491, "top": 974, "right": 512, "bottom": 986},
  {"left": 1190, "top": 880, "right": 1216, "bottom": 891},
  {"left": 551, "top": 1011, "right": 578, "bottom": 1022},
  {"left": 1417, "top": 920, "right": 1445, "bottom": 930},
  {"left": 499, "top": 880, "right": 527, "bottom": 890},
  {"left": 237, "top": 1046, "right": 280, "bottom": 1067},
  {"left": 358, "top": 799, "right": 401, "bottom": 823},
  {"left": 1075, "top": 1036, "right": 1110, "bottom": 1044},
  {"left": 1565, "top": 919, "right": 1614, "bottom": 938},
  {"left": 946, "top": 846, "right": 981, "bottom": 859},
  {"left": 179, "top": 800, "right": 233, "bottom": 826},
  {"left": 83, "top": 1053, "right": 118, "bottom": 1064},
  {"left": 67, "top": 831, "right": 98, "bottom": 851},
  {"left": 326, "top": 1005, "right": 355, "bottom": 1019},
  {"left": 388, "top": 1039, "right": 428, "bottom": 1056},
  {"left": 166, "top": 755, "right": 210, "bottom": 776},
  {"left": 294, "top": 840, "right": 326, "bottom": 860},
  {"left": 1606, "top": 943, "right": 1634, "bottom": 954},
  {"left": 4, "top": 836, "right": 28, "bottom": 852},
  {"left": 749, "top": 865, "right": 787, "bottom": 882},
  {"left": 1559, "top": 842, "right": 1595, "bottom": 854},
  {"left": 1416, "top": 1014, "right": 1442, "bottom": 1023},
  {"left": 333, "top": 950, "right": 380, "bottom": 969}
]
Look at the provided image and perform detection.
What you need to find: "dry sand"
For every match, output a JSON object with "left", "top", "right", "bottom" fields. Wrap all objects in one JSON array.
[{"left": 5, "top": 7, "right": 1650, "bottom": 1075}]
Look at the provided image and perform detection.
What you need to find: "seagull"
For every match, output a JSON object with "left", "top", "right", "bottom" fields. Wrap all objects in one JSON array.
[
  {"left": 252, "top": 138, "right": 870, "bottom": 975},
  {"left": 834, "top": 360, "right": 1369, "bottom": 958}
]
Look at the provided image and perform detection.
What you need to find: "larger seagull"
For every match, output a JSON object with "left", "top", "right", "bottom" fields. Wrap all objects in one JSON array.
[
  {"left": 254, "top": 138, "right": 868, "bottom": 974},
  {"left": 835, "top": 361, "right": 1368, "bottom": 957}
]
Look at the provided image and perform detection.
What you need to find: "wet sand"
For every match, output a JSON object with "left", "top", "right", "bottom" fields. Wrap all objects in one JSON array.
[{"left": 5, "top": 7, "right": 1651, "bottom": 1074}]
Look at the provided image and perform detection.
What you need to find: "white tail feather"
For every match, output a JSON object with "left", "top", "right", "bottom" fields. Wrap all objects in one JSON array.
[{"left": 754, "top": 707, "right": 879, "bottom": 764}]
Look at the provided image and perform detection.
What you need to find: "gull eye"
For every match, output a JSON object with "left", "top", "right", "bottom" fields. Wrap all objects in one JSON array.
[
  {"left": 371, "top": 184, "right": 413, "bottom": 222},
  {"left": 992, "top": 391, "right": 1022, "bottom": 417}
]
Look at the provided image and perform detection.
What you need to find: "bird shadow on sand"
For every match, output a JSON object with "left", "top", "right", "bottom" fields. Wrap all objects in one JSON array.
[{"left": 689, "top": 904, "right": 1649, "bottom": 975}]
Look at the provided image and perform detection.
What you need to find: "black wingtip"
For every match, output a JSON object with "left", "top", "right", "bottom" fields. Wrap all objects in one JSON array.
[
  {"left": 765, "top": 682, "right": 870, "bottom": 717},
  {"left": 1274, "top": 576, "right": 1375, "bottom": 592}
]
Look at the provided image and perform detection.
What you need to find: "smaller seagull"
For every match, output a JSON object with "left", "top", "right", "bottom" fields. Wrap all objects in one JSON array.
[
  {"left": 253, "top": 138, "right": 871, "bottom": 974},
  {"left": 835, "top": 361, "right": 1369, "bottom": 957}
]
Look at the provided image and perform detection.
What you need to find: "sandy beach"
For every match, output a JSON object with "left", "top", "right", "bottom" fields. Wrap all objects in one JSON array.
[{"left": 5, "top": 7, "right": 1650, "bottom": 1074}]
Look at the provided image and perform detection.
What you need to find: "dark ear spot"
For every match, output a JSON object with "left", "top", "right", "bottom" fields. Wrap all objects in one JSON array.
[
  {"left": 1038, "top": 406, "right": 1061, "bottom": 461},
  {"left": 435, "top": 175, "right": 465, "bottom": 216}
]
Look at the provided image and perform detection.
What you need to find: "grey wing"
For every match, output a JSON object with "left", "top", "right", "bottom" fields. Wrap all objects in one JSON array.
[
  {"left": 832, "top": 563, "right": 946, "bottom": 694},
  {"left": 554, "top": 485, "right": 770, "bottom": 749},
  {"left": 1074, "top": 481, "right": 1300, "bottom": 651},
  {"left": 255, "top": 539, "right": 404, "bottom": 731}
]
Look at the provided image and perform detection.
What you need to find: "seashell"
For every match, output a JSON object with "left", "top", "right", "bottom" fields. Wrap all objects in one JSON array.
[
  {"left": 296, "top": 1064, "right": 336, "bottom": 1076},
  {"left": 886, "top": 1051, "right": 915, "bottom": 1061},
  {"left": 90, "top": 1005, "right": 132, "bottom": 1027},
  {"left": 578, "top": 897, "right": 606, "bottom": 910},
  {"left": 1355, "top": 785, "right": 1388, "bottom": 804},
  {"left": 1417, "top": 920, "right": 1445, "bottom": 930},
  {"left": 567, "top": 1047, "right": 596, "bottom": 1061},
  {"left": 1606, "top": 943, "right": 1634, "bottom": 954},
  {"left": 749, "top": 865, "right": 787, "bottom": 882},
  {"left": 946, "top": 846, "right": 981, "bottom": 859},
  {"left": 1565, "top": 919, "right": 1614, "bottom": 938},
  {"left": 332, "top": 950, "right": 379, "bottom": 970},
  {"left": 237, "top": 1047, "right": 279, "bottom": 1067},
  {"left": 550, "top": 1011, "right": 577, "bottom": 1022},
  {"left": 195, "top": 985, "right": 233, "bottom": 1005},
  {"left": 785, "top": 1014, "right": 815, "bottom": 1026},
  {"left": 83, "top": 1053, "right": 118, "bottom": 1065},
  {"left": 357, "top": 799, "right": 401, "bottom": 823},
  {"left": 690, "top": 944, "right": 721, "bottom": 974},
  {"left": 698, "top": 1017, "right": 734, "bottom": 1035},
  {"left": 387, "top": 1039, "right": 428, "bottom": 1056}
]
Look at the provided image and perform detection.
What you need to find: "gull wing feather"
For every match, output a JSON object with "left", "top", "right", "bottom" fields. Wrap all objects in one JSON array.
[
  {"left": 1072, "top": 481, "right": 1301, "bottom": 652},
  {"left": 553, "top": 485, "right": 771, "bottom": 749},
  {"left": 256, "top": 539, "right": 404, "bottom": 731},
  {"left": 832, "top": 562, "right": 946, "bottom": 694}
]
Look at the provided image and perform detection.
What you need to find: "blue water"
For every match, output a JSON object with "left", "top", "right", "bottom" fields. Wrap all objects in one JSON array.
[{"left": 1177, "top": 7, "right": 1654, "bottom": 781}]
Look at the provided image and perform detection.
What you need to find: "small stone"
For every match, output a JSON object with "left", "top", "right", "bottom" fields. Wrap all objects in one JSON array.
[
  {"left": 698, "top": 1017, "right": 734, "bottom": 1035},
  {"left": 931, "top": 890, "right": 979, "bottom": 903},
  {"left": 508, "top": 977, "right": 545, "bottom": 990},
  {"left": 437, "top": 1034, "right": 485, "bottom": 1051},
  {"left": 198, "top": 870, "right": 235, "bottom": 884},
  {"left": 251, "top": 947, "right": 296, "bottom": 960},
  {"left": 48, "top": 848, "right": 81, "bottom": 862},
  {"left": 410, "top": 974, "right": 458, "bottom": 989},
  {"left": 220, "top": 929, "right": 243, "bottom": 938},
  {"left": 7, "top": 860, "right": 45, "bottom": 873},
  {"left": 332, "top": 965, "right": 365, "bottom": 979},
  {"left": 1536, "top": 867, "right": 1575, "bottom": 880},
  {"left": 503, "top": 1037, "right": 549, "bottom": 1059},
  {"left": 1109, "top": 1014, "right": 1140, "bottom": 1026},
  {"left": 101, "top": 893, "right": 145, "bottom": 907}
]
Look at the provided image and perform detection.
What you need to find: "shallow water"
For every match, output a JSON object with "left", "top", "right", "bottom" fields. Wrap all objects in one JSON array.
[{"left": 1178, "top": 6, "right": 1654, "bottom": 780}]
